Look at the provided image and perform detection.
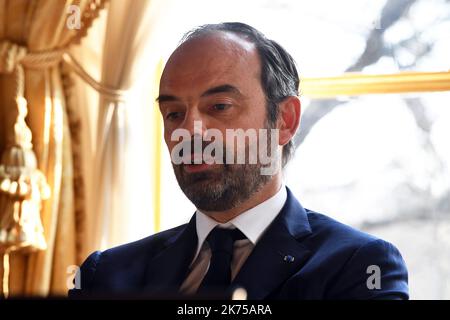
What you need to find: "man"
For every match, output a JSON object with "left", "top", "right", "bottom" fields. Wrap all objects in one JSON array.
[{"left": 69, "top": 22, "right": 408, "bottom": 299}]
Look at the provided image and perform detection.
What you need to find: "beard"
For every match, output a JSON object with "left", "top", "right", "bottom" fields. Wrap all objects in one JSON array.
[
  {"left": 172, "top": 124, "right": 276, "bottom": 212},
  {"left": 173, "top": 159, "right": 271, "bottom": 212}
]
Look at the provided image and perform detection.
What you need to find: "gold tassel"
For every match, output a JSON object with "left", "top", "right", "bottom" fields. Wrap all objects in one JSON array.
[{"left": 0, "top": 64, "right": 50, "bottom": 298}]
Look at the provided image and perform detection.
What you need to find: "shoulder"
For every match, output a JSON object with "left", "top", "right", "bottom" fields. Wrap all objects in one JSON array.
[
  {"left": 69, "top": 223, "right": 188, "bottom": 297},
  {"left": 302, "top": 209, "right": 403, "bottom": 270},
  {"left": 95, "top": 223, "right": 188, "bottom": 267},
  {"left": 302, "top": 210, "right": 408, "bottom": 299},
  {"left": 306, "top": 209, "right": 377, "bottom": 246}
]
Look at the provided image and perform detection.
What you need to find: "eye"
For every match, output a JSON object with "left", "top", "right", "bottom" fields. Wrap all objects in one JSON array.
[
  {"left": 212, "top": 103, "right": 232, "bottom": 111},
  {"left": 166, "top": 112, "right": 184, "bottom": 121}
]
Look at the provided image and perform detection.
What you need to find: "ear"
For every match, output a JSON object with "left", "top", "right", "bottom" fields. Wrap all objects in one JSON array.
[{"left": 277, "top": 96, "right": 301, "bottom": 147}]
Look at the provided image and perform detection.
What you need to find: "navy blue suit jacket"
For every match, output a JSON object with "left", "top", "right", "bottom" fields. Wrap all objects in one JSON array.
[{"left": 69, "top": 187, "right": 408, "bottom": 299}]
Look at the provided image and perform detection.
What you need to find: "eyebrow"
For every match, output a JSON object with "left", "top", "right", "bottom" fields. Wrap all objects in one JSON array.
[
  {"left": 155, "top": 94, "right": 179, "bottom": 103},
  {"left": 156, "top": 84, "right": 242, "bottom": 103},
  {"left": 200, "top": 84, "right": 242, "bottom": 97}
]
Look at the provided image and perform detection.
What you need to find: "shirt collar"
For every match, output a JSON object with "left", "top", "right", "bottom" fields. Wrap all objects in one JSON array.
[{"left": 193, "top": 184, "right": 287, "bottom": 259}]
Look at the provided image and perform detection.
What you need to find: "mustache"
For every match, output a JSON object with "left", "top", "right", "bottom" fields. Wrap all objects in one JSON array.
[{"left": 175, "top": 136, "right": 226, "bottom": 163}]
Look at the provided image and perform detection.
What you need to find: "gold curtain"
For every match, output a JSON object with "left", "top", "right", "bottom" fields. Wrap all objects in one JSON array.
[{"left": 0, "top": 0, "right": 106, "bottom": 296}]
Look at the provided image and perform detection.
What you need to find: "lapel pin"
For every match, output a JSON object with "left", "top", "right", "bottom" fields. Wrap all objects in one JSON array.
[{"left": 283, "top": 255, "right": 295, "bottom": 263}]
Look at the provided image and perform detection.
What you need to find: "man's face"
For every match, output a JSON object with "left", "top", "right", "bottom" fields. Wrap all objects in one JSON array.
[{"left": 158, "top": 32, "right": 276, "bottom": 212}]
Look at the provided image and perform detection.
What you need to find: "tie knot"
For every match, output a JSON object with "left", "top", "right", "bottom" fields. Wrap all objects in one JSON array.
[{"left": 206, "top": 227, "right": 246, "bottom": 254}]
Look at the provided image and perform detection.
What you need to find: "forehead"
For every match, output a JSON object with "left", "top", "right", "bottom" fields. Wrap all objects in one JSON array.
[{"left": 160, "top": 32, "right": 261, "bottom": 95}]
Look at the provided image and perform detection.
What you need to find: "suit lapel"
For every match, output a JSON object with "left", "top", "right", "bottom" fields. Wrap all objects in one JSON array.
[
  {"left": 143, "top": 214, "right": 198, "bottom": 295},
  {"left": 231, "top": 188, "right": 312, "bottom": 299}
]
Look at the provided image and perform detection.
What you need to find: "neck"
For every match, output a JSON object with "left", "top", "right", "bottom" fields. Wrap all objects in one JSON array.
[{"left": 202, "top": 173, "right": 283, "bottom": 223}]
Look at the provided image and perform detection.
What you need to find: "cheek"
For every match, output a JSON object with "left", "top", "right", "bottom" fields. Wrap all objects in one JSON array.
[
  {"left": 164, "top": 131, "right": 175, "bottom": 151},
  {"left": 241, "top": 109, "right": 268, "bottom": 130},
  {"left": 243, "top": 96, "right": 268, "bottom": 126}
]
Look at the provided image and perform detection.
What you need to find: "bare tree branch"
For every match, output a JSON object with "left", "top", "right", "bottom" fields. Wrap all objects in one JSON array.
[
  {"left": 295, "top": 0, "right": 418, "bottom": 148},
  {"left": 347, "top": 0, "right": 417, "bottom": 72}
]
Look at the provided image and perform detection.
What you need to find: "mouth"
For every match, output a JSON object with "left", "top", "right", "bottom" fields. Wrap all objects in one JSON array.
[
  {"left": 181, "top": 153, "right": 219, "bottom": 173},
  {"left": 183, "top": 163, "right": 215, "bottom": 173}
]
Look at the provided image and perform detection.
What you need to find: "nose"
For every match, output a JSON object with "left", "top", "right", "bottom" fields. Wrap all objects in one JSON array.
[{"left": 182, "top": 109, "right": 208, "bottom": 137}]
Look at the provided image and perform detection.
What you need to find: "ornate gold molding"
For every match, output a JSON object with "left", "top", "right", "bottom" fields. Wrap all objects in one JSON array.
[{"left": 301, "top": 71, "right": 450, "bottom": 97}]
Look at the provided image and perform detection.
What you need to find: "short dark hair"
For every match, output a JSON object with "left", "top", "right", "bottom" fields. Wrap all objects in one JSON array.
[{"left": 180, "top": 22, "right": 300, "bottom": 168}]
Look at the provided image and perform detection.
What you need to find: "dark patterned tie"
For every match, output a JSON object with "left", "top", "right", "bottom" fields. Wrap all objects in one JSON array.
[{"left": 197, "top": 227, "right": 246, "bottom": 293}]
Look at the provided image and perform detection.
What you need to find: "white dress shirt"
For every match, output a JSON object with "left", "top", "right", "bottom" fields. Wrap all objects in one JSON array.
[{"left": 179, "top": 184, "right": 287, "bottom": 294}]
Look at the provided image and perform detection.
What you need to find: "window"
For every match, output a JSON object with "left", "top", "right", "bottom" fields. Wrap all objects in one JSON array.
[{"left": 149, "top": 0, "right": 450, "bottom": 299}]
